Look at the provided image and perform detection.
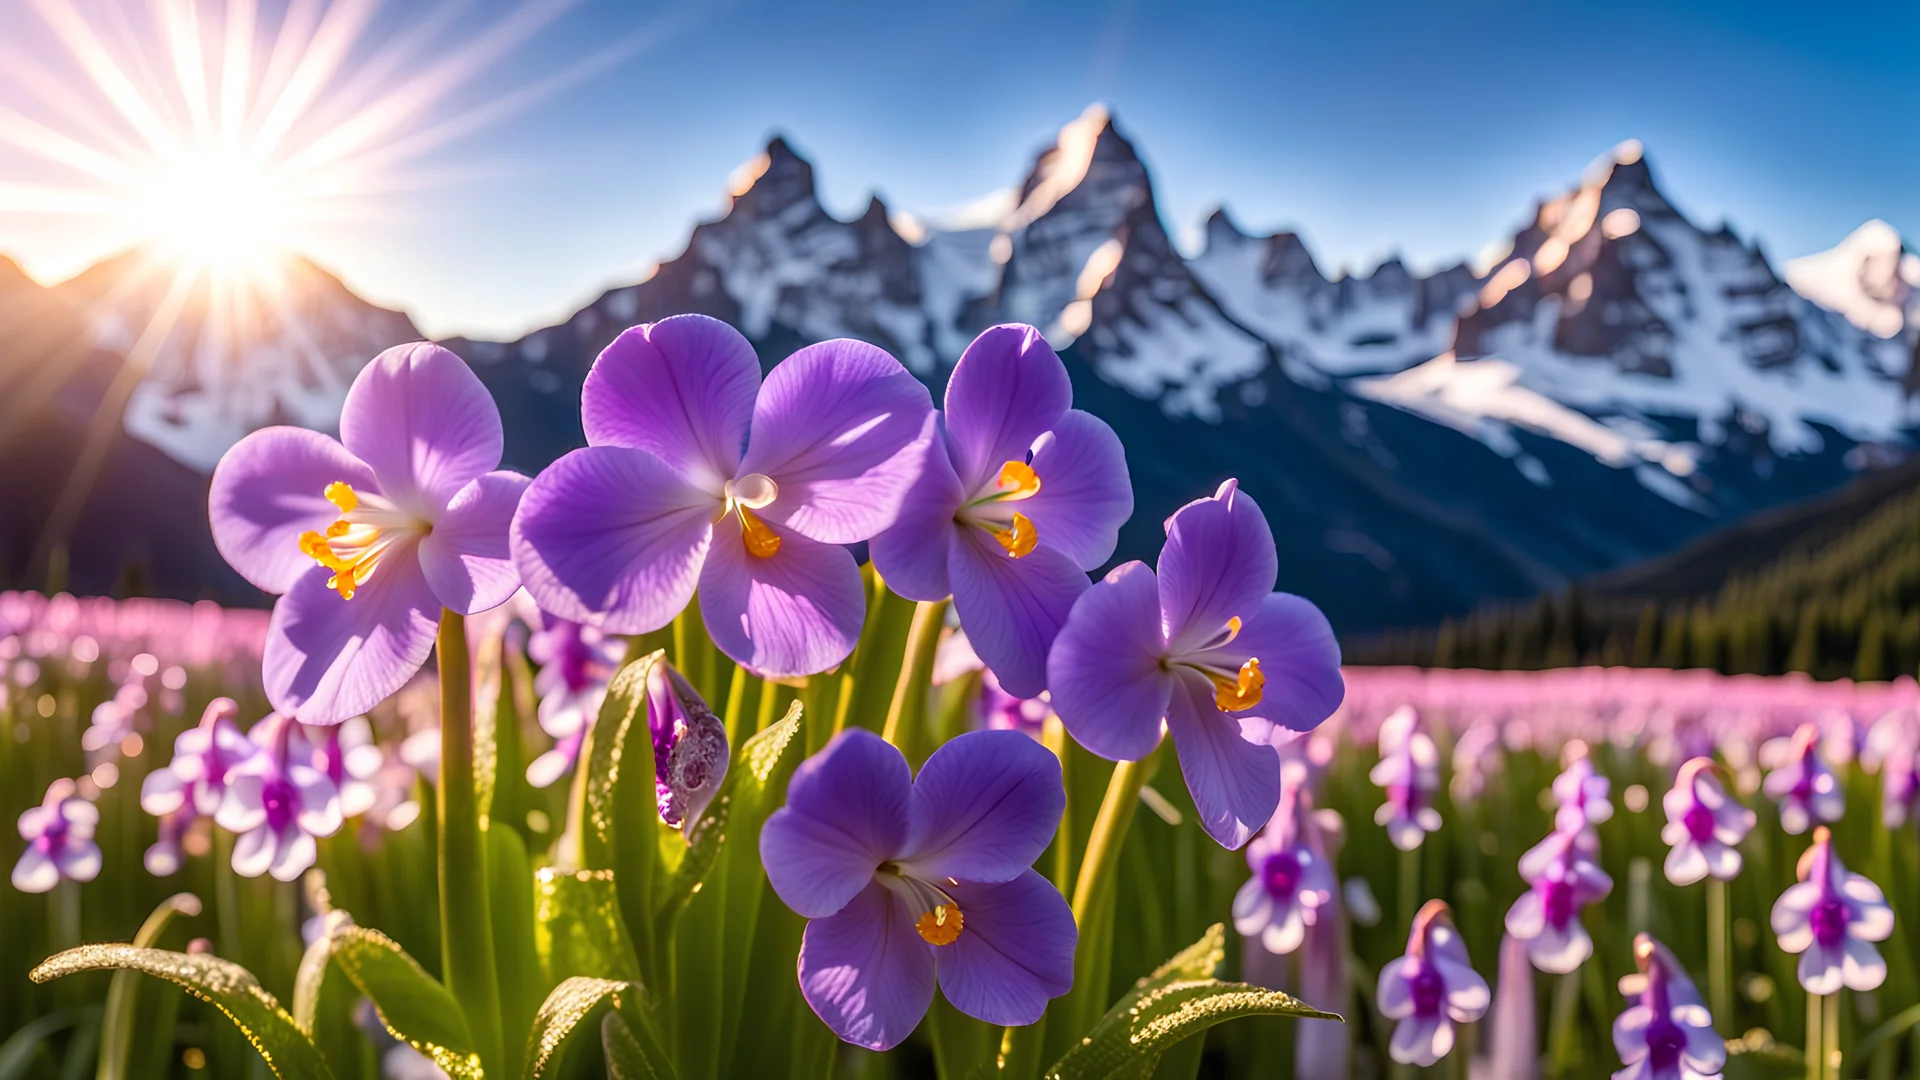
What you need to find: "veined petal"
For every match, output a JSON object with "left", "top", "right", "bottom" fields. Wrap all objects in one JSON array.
[
  {"left": 867, "top": 422, "right": 966, "bottom": 602},
  {"left": 1217, "top": 592, "right": 1344, "bottom": 733},
  {"left": 936, "top": 871, "right": 1076, "bottom": 1027},
  {"left": 340, "top": 343, "right": 503, "bottom": 517},
  {"left": 898, "top": 730, "right": 1064, "bottom": 884},
  {"left": 262, "top": 563, "right": 440, "bottom": 726},
  {"left": 741, "top": 338, "right": 935, "bottom": 544},
  {"left": 797, "top": 879, "right": 935, "bottom": 1051},
  {"left": 699, "top": 523, "right": 865, "bottom": 677},
  {"left": 947, "top": 531, "right": 1087, "bottom": 699},
  {"left": 762, "top": 729, "right": 911, "bottom": 919},
  {"left": 941, "top": 324, "right": 1072, "bottom": 491},
  {"left": 1047, "top": 561, "right": 1173, "bottom": 762},
  {"left": 511, "top": 446, "right": 715, "bottom": 635},
  {"left": 1017, "top": 410, "right": 1131, "bottom": 570},
  {"left": 1157, "top": 480, "right": 1278, "bottom": 653},
  {"left": 418, "top": 470, "right": 530, "bottom": 615},
  {"left": 582, "top": 315, "right": 760, "bottom": 489},
  {"left": 1165, "top": 672, "right": 1281, "bottom": 849},
  {"left": 209, "top": 427, "right": 378, "bottom": 595}
]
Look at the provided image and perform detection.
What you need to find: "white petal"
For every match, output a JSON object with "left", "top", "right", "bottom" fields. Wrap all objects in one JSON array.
[
  {"left": 1506, "top": 890, "right": 1545, "bottom": 939},
  {"left": 1665, "top": 842, "right": 1707, "bottom": 887},
  {"left": 1797, "top": 944, "right": 1843, "bottom": 995},
  {"left": 230, "top": 824, "right": 276, "bottom": 878},
  {"left": 269, "top": 829, "right": 317, "bottom": 883},
  {"left": 1232, "top": 876, "right": 1273, "bottom": 936},
  {"left": 1841, "top": 936, "right": 1887, "bottom": 992},
  {"left": 11, "top": 847, "right": 57, "bottom": 893}
]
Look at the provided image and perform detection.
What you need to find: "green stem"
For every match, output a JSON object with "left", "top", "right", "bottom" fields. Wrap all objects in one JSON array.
[
  {"left": 1397, "top": 845, "right": 1420, "bottom": 943},
  {"left": 1707, "top": 877, "right": 1731, "bottom": 1032},
  {"left": 722, "top": 663, "right": 756, "bottom": 747},
  {"left": 998, "top": 1017, "right": 1047, "bottom": 1080},
  {"left": 1806, "top": 992, "right": 1823, "bottom": 1080},
  {"left": 1040, "top": 756, "right": 1149, "bottom": 1061},
  {"left": 1042, "top": 716, "right": 1075, "bottom": 893},
  {"left": 1547, "top": 969, "right": 1582, "bottom": 1073},
  {"left": 880, "top": 599, "right": 950, "bottom": 763},
  {"left": 1823, "top": 991, "right": 1841, "bottom": 1080},
  {"left": 842, "top": 572, "right": 918, "bottom": 735},
  {"left": 436, "top": 610, "right": 504, "bottom": 1078}
]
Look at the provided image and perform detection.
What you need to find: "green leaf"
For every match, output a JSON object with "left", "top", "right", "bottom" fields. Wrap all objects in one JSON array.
[
  {"left": 327, "top": 926, "right": 483, "bottom": 1080},
  {"left": 98, "top": 892, "right": 201, "bottom": 1080},
  {"left": 522, "top": 977, "right": 666, "bottom": 1080},
  {"left": 0, "top": 1011, "right": 75, "bottom": 1080},
  {"left": 30, "top": 945, "right": 336, "bottom": 1080},
  {"left": 1042, "top": 924, "right": 1340, "bottom": 1080},
  {"left": 489, "top": 825, "right": 542, "bottom": 1079},
  {"left": 578, "top": 651, "right": 664, "bottom": 983},
  {"left": 291, "top": 911, "right": 374, "bottom": 1080},
  {"left": 535, "top": 867, "right": 641, "bottom": 986},
  {"left": 602, "top": 1011, "right": 677, "bottom": 1080}
]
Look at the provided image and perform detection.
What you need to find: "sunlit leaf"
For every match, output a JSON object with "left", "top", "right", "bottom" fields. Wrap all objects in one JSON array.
[
  {"left": 522, "top": 977, "right": 668, "bottom": 1080},
  {"left": 327, "top": 926, "right": 483, "bottom": 1080},
  {"left": 601, "top": 1010, "right": 677, "bottom": 1080},
  {"left": 534, "top": 867, "right": 640, "bottom": 986}
]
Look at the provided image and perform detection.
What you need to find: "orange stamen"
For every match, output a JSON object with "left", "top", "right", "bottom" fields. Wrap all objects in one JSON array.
[
  {"left": 991, "top": 512, "right": 1038, "bottom": 558},
  {"left": 739, "top": 506, "right": 782, "bottom": 558},
  {"left": 1211, "top": 656, "right": 1265, "bottom": 712},
  {"left": 915, "top": 903, "right": 964, "bottom": 946},
  {"left": 996, "top": 460, "right": 1041, "bottom": 500}
]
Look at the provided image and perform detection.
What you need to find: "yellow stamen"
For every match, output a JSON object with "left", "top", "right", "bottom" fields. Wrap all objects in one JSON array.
[
  {"left": 996, "top": 460, "right": 1041, "bottom": 500},
  {"left": 991, "top": 512, "right": 1038, "bottom": 558},
  {"left": 915, "top": 903, "right": 964, "bottom": 946},
  {"left": 324, "top": 481, "right": 358, "bottom": 514},
  {"left": 1211, "top": 656, "right": 1265, "bottom": 712},
  {"left": 297, "top": 481, "right": 409, "bottom": 601},
  {"left": 739, "top": 506, "right": 782, "bottom": 558}
]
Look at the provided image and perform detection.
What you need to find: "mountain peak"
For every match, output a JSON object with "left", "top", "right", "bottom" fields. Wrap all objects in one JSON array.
[
  {"left": 726, "top": 135, "right": 820, "bottom": 217},
  {"left": 1784, "top": 219, "right": 1920, "bottom": 340}
]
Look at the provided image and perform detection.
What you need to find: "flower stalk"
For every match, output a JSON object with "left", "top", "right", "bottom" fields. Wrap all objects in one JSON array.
[
  {"left": 881, "top": 598, "right": 950, "bottom": 762},
  {"left": 436, "top": 609, "right": 504, "bottom": 1078},
  {"left": 1707, "top": 875, "right": 1731, "bottom": 1031},
  {"left": 1050, "top": 755, "right": 1150, "bottom": 1054}
]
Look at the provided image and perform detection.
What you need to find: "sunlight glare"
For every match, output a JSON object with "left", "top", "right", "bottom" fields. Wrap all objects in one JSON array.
[{"left": 140, "top": 148, "right": 290, "bottom": 272}]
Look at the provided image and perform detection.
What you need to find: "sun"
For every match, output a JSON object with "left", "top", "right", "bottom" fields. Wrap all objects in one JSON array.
[{"left": 138, "top": 149, "right": 292, "bottom": 274}]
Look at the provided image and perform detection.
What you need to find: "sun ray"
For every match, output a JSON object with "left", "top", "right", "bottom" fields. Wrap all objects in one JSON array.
[{"left": 28, "top": 0, "right": 181, "bottom": 156}]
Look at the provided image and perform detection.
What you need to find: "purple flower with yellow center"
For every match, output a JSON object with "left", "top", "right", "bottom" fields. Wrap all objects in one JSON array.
[
  {"left": 1377, "top": 900, "right": 1490, "bottom": 1066},
  {"left": 1761, "top": 722, "right": 1843, "bottom": 834},
  {"left": 1770, "top": 825, "right": 1894, "bottom": 994},
  {"left": 759, "top": 728, "right": 1074, "bottom": 1050},
  {"left": 1612, "top": 934, "right": 1725, "bottom": 1080},
  {"left": 1370, "top": 706, "right": 1441, "bottom": 851},
  {"left": 1234, "top": 764, "right": 1336, "bottom": 954},
  {"left": 1506, "top": 825, "right": 1613, "bottom": 973},
  {"left": 525, "top": 614, "right": 623, "bottom": 788},
  {"left": 140, "top": 697, "right": 260, "bottom": 820},
  {"left": 1660, "top": 758, "right": 1754, "bottom": 886},
  {"left": 1552, "top": 752, "right": 1613, "bottom": 837},
  {"left": 646, "top": 660, "right": 727, "bottom": 834},
  {"left": 1048, "top": 479, "right": 1344, "bottom": 849},
  {"left": 12, "top": 779, "right": 101, "bottom": 893},
  {"left": 214, "top": 714, "right": 343, "bottom": 881},
  {"left": 511, "top": 315, "right": 932, "bottom": 677},
  {"left": 209, "top": 343, "right": 530, "bottom": 725},
  {"left": 870, "top": 324, "right": 1130, "bottom": 696}
]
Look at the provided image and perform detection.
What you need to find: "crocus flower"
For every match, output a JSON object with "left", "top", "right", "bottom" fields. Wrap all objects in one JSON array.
[
  {"left": 215, "top": 714, "right": 344, "bottom": 881},
  {"left": 1883, "top": 739, "right": 1918, "bottom": 830},
  {"left": 312, "top": 717, "right": 384, "bottom": 819},
  {"left": 1552, "top": 750, "right": 1613, "bottom": 836},
  {"left": 1612, "top": 934, "right": 1724, "bottom": 1080},
  {"left": 759, "top": 728, "right": 1074, "bottom": 1050},
  {"left": 1770, "top": 826, "right": 1894, "bottom": 994},
  {"left": 512, "top": 315, "right": 933, "bottom": 677},
  {"left": 1377, "top": 900, "right": 1490, "bottom": 1066},
  {"left": 870, "top": 324, "right": 1130, "bottom": 696},
  {"left": 647, "top": 660, "right": 728, "bottom": 834},
  {"left": 1048, "top": 479, "right": 1344, "bottom": 849},
  {"left": 1660, "top": 758, "right": 1755, "bottom": 886},
  {"left": 1370, "top": 706, "right": 1441, "bottom": 851},
  {"left": 209, "top": 343, "right": 530, "bottom": 725},
  {"left": 12, "top": 779, "right": 101, "bottom": 892},
  {"left": 1761, "top": 722, "right": 1843, "bottom": 834},
  {"left": 1506, "top": 826, "right": 1613, "bottom": 973},
  {"left": 523, "top": 613, "right": 623, "bottom": 787},
  {"left": 140, "top": 697, "right": 260, "bottom": 820},
  {"left": 1234, "top": 763, "right": 1336, "bottom": 954}
]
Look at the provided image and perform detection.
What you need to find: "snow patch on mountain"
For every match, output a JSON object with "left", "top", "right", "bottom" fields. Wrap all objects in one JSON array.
[{"left": 1783, "top": 220, "right": 1919, "bottom": 340}]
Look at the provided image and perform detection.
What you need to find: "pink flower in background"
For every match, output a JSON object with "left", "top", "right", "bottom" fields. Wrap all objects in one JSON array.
[
  {"left": 312, "top": 717, "right": 385, "bottom": 819},
  {"left": 145, "top": 806, "right": 194, "bottom": 877},
  {"left": 1371, "top": 706, "right": 1441, "bottom": 851},
  {"left": 1552, "top": 750, "right": 1613, "bottom": 836},
  {"left": 525, "top": 613, "right": 624, "bottom": 788},
  {"left": 12, "top": 779, "right": 102, "bottom": 893},
  {"left": 1377, "top": 900, "right": 1489, "bottom": 1066},
  {"left": 1660, "top": 758, "right": 1755, "bottom": 886},
  {"left": 1864, "top": 711, "right": 1919, "bottom": 829},
  {"left": 215, "top": 714, "right": 343, "bottom": 881},
  {"left": 1762, "top": 722, "right": 1843, "bottom": 834},
  {"left": 1506, "top": 826, "right": 1613, "bottom": 973},
  {"left": 1612, "top": 934, "right": 1724, "bottom": 1080},
  {"left": 1448, "top": 718, "right": 1501, "bottom": 804},
  {"left": 140, "top": 698, "right": 261, "bottom": 820},
  {"left": 1770, "top": 826, "right": 1894, "bottom": 994},
  {"left": 1233, "top": 764, "right": 1336, "bottom": 955}
]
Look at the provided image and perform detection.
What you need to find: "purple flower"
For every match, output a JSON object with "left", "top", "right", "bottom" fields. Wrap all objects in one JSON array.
[
  {"left": 1376, "top": 900, "right": 1490, "bottom": 1066},
  {"left": 1883, "top": 739, "right": 1919, "bottom": 830},
  {"left": 759, "top": 728, "right": 1074, "bottom": 1049},
  {"left": 12, "top": 779, "right": 101, "bottom": 893},
  {"left": 1048, "top": 479, "right": 1344, "bottom": 849},
  {"left": 1552, "top": 751, "right": 1613, "bottom": 836},
  {"left": 1761, "top": 722, "right": 1843, "bottom": 834},
  {"left": 1612, "top": 934, "right": 1724, "bottom": 1080},
  {"left": 1233, "top": 764, "right": 1336, "bottom": 954},
  {"left": 524, "top": 614, "right": 623, "bottom": 788},
  {"left": 1770, "top": 826, "right": 1894, "bottom": 994},
  {"left": 312, "top": 717, "right": 385, "bottom": 819},
  {"left": 215, "top": 714, "right": 343, "bottom": 881},
  {"left": 210, "top": 343, "right": 530, "bottom": 725},
  {"left": 1660, "top": 758, "right": 1754, "bottom": 886},
  {"left": 1506, "top": 826, "right": 1613, "bottom": 973},
  {"left": 1370, "top": 706, "right": 1441, "bottom": 851},
  {"left": 647, "top": 662, "right": 728, "bottom": 833},
  {"left": 512, "top": 315, "right": 933, "bottom": 677},
  {"left": 1448, "top": 718, "right": 1501, "bottom": 804},
  {"left": 144, "top": 806, "right": 194, "bottom": 877},
  {"left": 870, "top": 325, "right": 1130, "bottom": 696},
  {"left": 140, "top": 697, "right": 261, "bottom": 820}
]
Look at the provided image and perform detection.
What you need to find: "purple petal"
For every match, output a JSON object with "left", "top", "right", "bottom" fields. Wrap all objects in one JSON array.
[
  {"left": 941, "top": 324, "right": 1072, "bottom": 490},
  {"left": 762, "top": 729, "right": 911, "bottom": 919},
  {"left": 339, "top": 343, "right": 502, "bottom": 517},
  {"left": 1047, "top": 562, "right": 1173, "bottom": 761},
  {"left": 209, "top": 427, "right": 378, "bottom": 595},
  {"left": 699, "top": 523, "right": 864, "bottom": 677},
  {"left": 262, "top": 563, "right": 440, "bottom": 726},
  {"left": 867, "top": 423, "right": 965, "bottom": 602},
  {"left": 53, "top": 840, "right": 101, "bottom": 883},
  {"left": 582, "top": 315, "right": 760, "bottom": 490},
  {"left": 1018, "top": 410, "right": 1131, "bottom": 570},
  {"left": 1157, "top": 480, "right": 1278, "bottom": 653},
  {"left": 898, "top": 730, "right": 1064, "bottom": 884},
  {"left": 798, "top": 879, "right": 935, "bottom": 1051},
  {"left": 11, "top": 847, "right": 57, "bottom": 892},
  {"left": 1222, "top": 593, "right": 1344, "bottom": 733},
  {"left": 947, "top": 532, "right": 1087, "bottom": 699},
  {"left": 741, "top": 339, "right": 935, "bottom": 544},
  {"left": 1166, "top": 673, "right": 1280, "bottom": 849},
  {"left": 936, "top": 870, "right": 1076, "bottom": 1026},
  {"left": 511, "top": 446, "right": 716, "bottom": 635},
  {"left": 418, "top": 471, "right": 529, "bottom": 615}
]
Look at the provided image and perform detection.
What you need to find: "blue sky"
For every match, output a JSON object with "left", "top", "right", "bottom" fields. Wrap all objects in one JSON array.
[{"left": 2, "top": 0, "right": 1915, "bottom": 339}]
